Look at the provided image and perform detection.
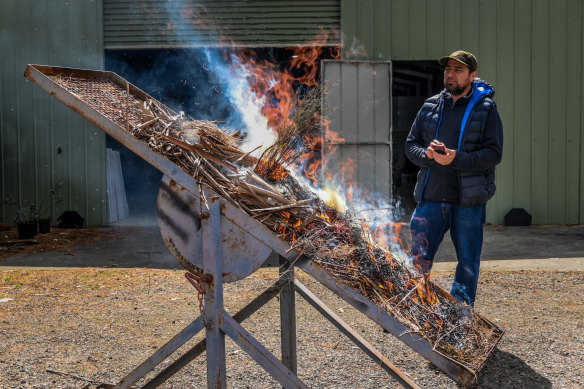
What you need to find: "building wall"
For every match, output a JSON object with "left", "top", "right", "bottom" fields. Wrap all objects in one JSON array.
[
  {"left": 341, "top": 0, "right": 584, "bottom": 225},
  {"left": 0, "top": 0, "right": 107, "bottom": 226}
]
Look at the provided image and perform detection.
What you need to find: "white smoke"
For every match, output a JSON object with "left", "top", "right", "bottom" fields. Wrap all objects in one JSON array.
[{"left": 221, "top": 55, "right": 277, "bottom": 153}]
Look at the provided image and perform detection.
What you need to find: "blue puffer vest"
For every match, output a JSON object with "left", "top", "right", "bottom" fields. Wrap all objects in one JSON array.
[{"left": 412, "top": 79, "right": 500, "bottom": 207}]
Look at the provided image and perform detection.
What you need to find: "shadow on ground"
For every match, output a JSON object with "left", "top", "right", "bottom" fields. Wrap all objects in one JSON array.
[
  {"left": 473, "top": 348, "right": 552, "bottom": 388},
  {"left": 0, "top": 224, "right": 181, "bottom": 269},
  {"left": 2, "top": 221, "right": 584, "bottom": 269},
  {"left": 417, "top": 225, "right": 584, "bottom": 262}
]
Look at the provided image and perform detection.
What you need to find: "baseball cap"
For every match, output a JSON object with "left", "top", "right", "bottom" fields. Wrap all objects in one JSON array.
[{"left": 438, "top": 50, "right": 478, "bottom": 72}]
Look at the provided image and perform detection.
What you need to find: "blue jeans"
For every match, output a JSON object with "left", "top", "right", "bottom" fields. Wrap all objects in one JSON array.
[{"left": 410, "top": 201, "right": 486, "bottom": 306}]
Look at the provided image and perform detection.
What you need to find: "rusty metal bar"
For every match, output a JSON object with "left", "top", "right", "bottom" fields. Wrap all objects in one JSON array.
[
  {"left": 141, "top": 280, "right": 286, "bottom": 389},
  {"left": 294, "top": 256, "right": 477, "bottom": 387},
  {"left": 202, "top": 200, "right": 227, "bottom": 388},
  {"left": 294, "top": 279, "right": 422, "bottom": 389},
  {"left": 112, "top": 316, "right": 204, "bottom": 389},
  {"left": 220, "top": 311, "right": 309, "bottom": 389},
  {"left": 279, "top": 257, "right": 297, "bottom": 375}
]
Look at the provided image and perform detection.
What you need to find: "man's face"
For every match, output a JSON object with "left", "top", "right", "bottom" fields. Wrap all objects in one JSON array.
[{"left": 443, "top": 59, "right": 476, "bottom": 96}]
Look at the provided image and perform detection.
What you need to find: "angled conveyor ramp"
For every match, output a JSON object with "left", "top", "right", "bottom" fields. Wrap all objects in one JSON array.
[{"left": 25, "top": 64, "right": 503, "bottom": 388}]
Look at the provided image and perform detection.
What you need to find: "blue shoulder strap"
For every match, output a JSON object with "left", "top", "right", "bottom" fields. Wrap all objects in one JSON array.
[{"left": 457, "top": 86, "right": 484, "bottom": 150}]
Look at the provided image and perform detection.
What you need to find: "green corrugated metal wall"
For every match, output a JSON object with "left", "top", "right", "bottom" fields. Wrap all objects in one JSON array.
[
  {"left": 104, "top": 0, "right": 341, "bottom": 49},
  {"left": 0, "top": 0, "right": 107, "bottom": 226},
  {"left": 341, "top": 0, "right": 584, "bottom": 225}
]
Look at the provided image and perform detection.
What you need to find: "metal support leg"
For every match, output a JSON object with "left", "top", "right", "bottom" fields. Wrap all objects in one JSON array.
[
  {"left": 141, "top": 281, "right": 286, "bottom": 389},
  {"left": 202, "top": 200, "right": 226, "bottom": 388},
  {"left": 112, "top": 317, "right": 204, "bottom": 389},
  {"left": 112, "top": 202, "right": 422, "bottom": 389},
  {"left": 279, "top": 256, "right": 297, "bottom": 375},
  {"left": 294, "top": 279, "right": 422, "bottom": 389},
  {"left": 221, "top": 311, "right": 309, "bottom": 389}
]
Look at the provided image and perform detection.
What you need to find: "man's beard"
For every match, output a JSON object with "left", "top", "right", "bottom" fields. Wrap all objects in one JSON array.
[{"left": 445, "top": 82, "right": 466, "bottom": 96}]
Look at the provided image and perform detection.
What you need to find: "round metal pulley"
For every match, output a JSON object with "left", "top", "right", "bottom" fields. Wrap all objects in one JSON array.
[{"left": 157, "top": 175, "right": 273, "bottom": 282}]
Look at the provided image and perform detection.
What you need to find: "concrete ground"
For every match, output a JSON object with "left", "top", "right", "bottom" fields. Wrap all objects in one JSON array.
[
  {"left": 1, "top": 218, "right": 583, "bottom": 272},
  {"left": 434, "top": 223, "right": 584, "bottom": 272}
]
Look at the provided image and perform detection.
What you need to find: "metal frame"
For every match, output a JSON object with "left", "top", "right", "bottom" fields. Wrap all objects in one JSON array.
[
  {"left": 110, "top": 201, "right": 308, "bottom": 388},
  {"left": 108, "top": 200, "right": 419, "bottom": 389},
  {"left": 25, "top": 64, "right": 503, "bottom": 388}
]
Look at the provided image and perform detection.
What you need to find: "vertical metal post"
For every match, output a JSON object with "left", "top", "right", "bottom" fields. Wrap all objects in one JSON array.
[
  {"left": 279, "top": 256, "right": 297, "bottom": 374},
  {"left": 202, "top": 199, "right": 226, "bottom": 388}
]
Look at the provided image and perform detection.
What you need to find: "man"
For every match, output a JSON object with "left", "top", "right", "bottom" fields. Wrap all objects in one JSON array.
[{"left": 405, "top": 50, "right": 503, "bottom": 306}]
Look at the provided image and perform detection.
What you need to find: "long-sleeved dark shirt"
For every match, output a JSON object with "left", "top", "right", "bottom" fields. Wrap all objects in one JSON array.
[{"left": 423, "top": 92, "right": 471, "bottom": 203}]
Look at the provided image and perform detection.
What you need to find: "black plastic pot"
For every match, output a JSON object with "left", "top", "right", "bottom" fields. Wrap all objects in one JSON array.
[
  {"left": 38, "top": 217, "right": 51, "bottom": 234},
  {"left": 17, "top": 221, "right": 37, "bottom": 239}
]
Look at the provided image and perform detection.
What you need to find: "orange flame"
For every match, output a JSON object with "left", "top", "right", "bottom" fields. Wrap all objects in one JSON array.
[
  {"left": 319, "top": 212, "right": 332, "bottom": 225},
  {"left": 230, "top": 31, "right": 341, "bottom": 185}
]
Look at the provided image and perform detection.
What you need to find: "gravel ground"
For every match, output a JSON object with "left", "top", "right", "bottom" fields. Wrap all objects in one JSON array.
[{"left": 0, "top": 267, "right": 582, "bottom": 388}]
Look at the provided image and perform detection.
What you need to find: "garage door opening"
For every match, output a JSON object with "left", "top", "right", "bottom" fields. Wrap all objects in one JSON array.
[{"left": 392, "top": 60, "right": 444, "bottom": 220}]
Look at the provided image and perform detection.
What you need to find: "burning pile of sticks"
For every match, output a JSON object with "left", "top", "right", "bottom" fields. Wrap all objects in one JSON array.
[{"left": 54, "top": 74, "right": 501, "bottom": 371}]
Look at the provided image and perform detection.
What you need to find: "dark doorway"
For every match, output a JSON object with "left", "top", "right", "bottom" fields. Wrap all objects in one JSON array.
[{"left": 391, "top": 61, "right": 444, "bottom": 220}]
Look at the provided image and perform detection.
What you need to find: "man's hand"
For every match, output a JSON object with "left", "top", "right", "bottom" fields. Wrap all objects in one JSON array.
[
  {"left": 426, "top": 146, "right": 435, "bottom": 160},
  {"left": 433, "top": 147, "right": 456, "bottom": 165},
  {"left": 429, "top": 140, "right": 456, "bottom": 165}
]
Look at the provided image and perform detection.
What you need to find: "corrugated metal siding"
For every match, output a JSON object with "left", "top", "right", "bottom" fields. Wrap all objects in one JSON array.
[
  {"left": 341, "top": 0, "right": 584, "bottom": 225},
  {"left": 321, "top": 60, "right": 392, "bottom": 201},
  {"left": 0, "top": 0, "right": 107, "bottom": 226},
  {"left": 104, "top": 0, "right": 341, "bottom": 49}
]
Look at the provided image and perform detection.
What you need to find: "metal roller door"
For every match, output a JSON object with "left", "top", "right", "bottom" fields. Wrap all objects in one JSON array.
[
  {"left": 104, "top": 0, "right": 341, "bottom": 49},
  {"left": 321, "top": 60, "right": 392, "bottom": 203}
]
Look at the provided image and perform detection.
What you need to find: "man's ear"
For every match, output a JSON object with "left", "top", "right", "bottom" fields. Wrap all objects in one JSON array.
[{"left": 470, "top": 71, "right": 477, "bottom": 82}]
